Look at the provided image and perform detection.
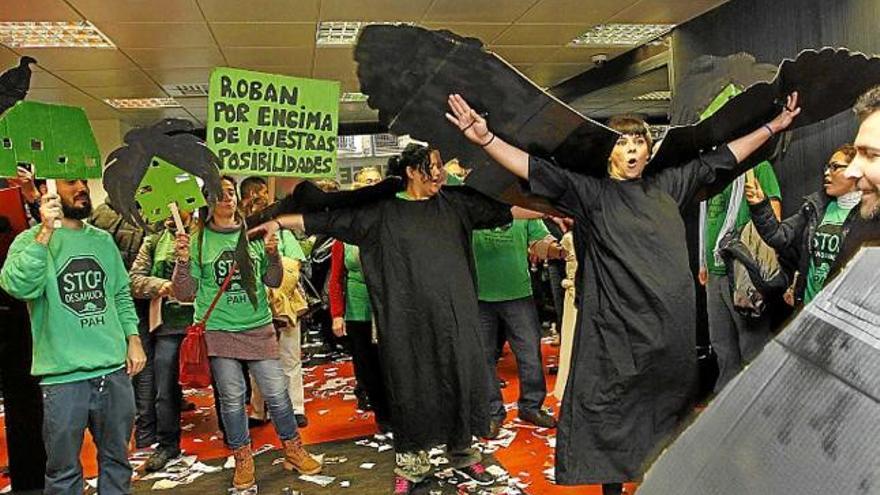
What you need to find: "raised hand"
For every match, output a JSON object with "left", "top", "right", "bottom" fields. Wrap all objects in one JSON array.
[
  {"left": 175, "top": 233, "right": 191, "bottom": 262},
  {"left": 264, "top": 231, "right": 279, "bottom": 256},
  {"left": 743, "top": 175, "right": 766, "bottom": 205},
  {"left": 39, "top": 193, "right": 63, "bottom": 229},
  {"left": 446, "top": 94, "right": 492, "bottom": 146},
  {"left": 768, "top": 91, "right": 801, "bottom": 134}
]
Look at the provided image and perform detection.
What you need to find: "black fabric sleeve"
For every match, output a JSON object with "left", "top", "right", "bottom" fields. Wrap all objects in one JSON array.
[
  {"left": 653, "top": 145, "right": 738, "bottom": 207},
  {"left": 526, "top": 155, "right": 599, "bottom": 218},
  {"left": 303, "top": 205, "right": 378, "bottom": 246},
  {"left": 444, "top": 186, "right": 513, "bottom": 230},
  {"left": 749, "top": 198, "right": 808, "bottom": 253}
]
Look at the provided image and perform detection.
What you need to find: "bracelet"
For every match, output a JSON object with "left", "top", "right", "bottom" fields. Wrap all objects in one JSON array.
[
  {"left": 762, "top": 124, "right": 775, "bottom": 137},
  {"left": 480, "top": 133, "right": 496, "bottom": 148}
]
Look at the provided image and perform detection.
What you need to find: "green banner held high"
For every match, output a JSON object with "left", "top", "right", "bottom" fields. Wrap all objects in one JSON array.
[{"left": 207, "top": 67, "right": 339, "bottom": 178}]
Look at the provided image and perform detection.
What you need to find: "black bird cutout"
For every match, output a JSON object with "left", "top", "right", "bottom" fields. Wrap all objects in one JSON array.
[
  {"left": 0, "top": 56, "right": 37, "bottom": 115},
  {"left": 354, "top": 25, "right": 880, "bottom": 209}
]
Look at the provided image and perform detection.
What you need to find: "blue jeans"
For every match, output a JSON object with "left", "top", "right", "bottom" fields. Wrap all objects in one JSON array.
[
  {"left": 154, "top": 334, "right": 184, "bottom": 452},
  {"left": 210, "top": 357, "right": 300, "bottom": 449},
  {"left": 41, "top": 368, "right": 135, "bottom": 495},
  {"left": 479, "top": 297, "right": 547, "bottom": 420}
]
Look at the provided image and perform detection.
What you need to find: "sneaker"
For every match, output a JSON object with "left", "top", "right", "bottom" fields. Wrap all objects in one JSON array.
[
  {"left": 519, "top": 409, "right": 557, "bottom": 428},
  {"left": 484, "top": 418, "right": 502, "bottom": 439},
  {"left": 391, "top": 475, "right": 415, "bottom": 494},
  {"left": 146, "top": 448, "right": 181, "bottom": 472},
  {"left": 295, "top": 414, "right": 309, "bottom": 428},
  {"left": 455, "top": 462, "right": 495, "bottom": 486}
]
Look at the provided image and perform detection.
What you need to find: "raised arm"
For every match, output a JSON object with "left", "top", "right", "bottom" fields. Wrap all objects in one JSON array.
[
  {"left": 446, "top": 94, "right": 530, "bottom": 180},
  {"left": 727, "top": 92, "right": 801, "bottom": 163}
]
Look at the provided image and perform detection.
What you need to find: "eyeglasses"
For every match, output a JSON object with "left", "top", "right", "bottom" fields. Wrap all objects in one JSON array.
[{"left": 824, "top": 162, "right": 849, "bottom": 173}]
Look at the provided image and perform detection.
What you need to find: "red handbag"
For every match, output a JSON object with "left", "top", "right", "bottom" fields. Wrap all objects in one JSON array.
[{"left": 179, "top": 263, "right": 237, "bottom": 388}]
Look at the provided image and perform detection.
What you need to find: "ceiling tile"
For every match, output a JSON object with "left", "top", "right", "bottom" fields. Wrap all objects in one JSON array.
[
  {"left": 521, "top": 63, "right": 587, "bottom": 86},
  {"left": 312, "top": 46, "right": 354, "bottom": 75},
  {"left": 423, "top": 0, "right": 536, "bottom": 23},
  {"left": 210, "top": 22, "right": 316, "bottom": 47},
  {"left": 551, "top": 46, "right": 628, "bottom": 63},
  {"left": 421, "top": 23, "right": 510, "bottom": 44},
  {"left": 178, "top": 97, "right": 207, "bottom": 109},
  {"left": 54, "top": 68, "right": 156, "bottom": 87},
  {"left": 611, "top": 0, "right": 727, "bottom": 24},
  {"left": 94, "top": 22, "right": 216, "bottom": 48},
  {"left": 125, "top": 46, "right": 225, "bottom": 68},
  {"left": 488, "top": 46, "right": 560, "bottom": 64},
  {"left": 198, "top": 0, "right": 320, "bottom": 22},
  {"left": 223, "top": 65, "right": 313, "bottom": 78},
  {"left": 0, "top": 46, "right": 20, "bottom": 67},
  {"left": 1, "top": 0, "right": 84, "bottom": 21},
  {"left": 67, "top": 0, "right": 204, "bottom": 22},
  {"left": 145, "top": 67, "right": 213, "bottom": 85},
  {"left": 222, "top": 47, "right": 314, "bottom": 68},
  {"left": 492, "top": 23, "right": 591, "bottom": 46},
  {"left": 319, "top": 0, "right": 432, "bottom": 21},
  {"left": 519, "top": 0, "right": 638, "bottom": 23},
  {"left": 83, "top": 85, "right": 168, "bottom": 98},
  {"left": 17, "top": 48, "right": 136, "bottom": 71},
  {"left": 28, "top": 70, "right": 71, "bottom": 88}
]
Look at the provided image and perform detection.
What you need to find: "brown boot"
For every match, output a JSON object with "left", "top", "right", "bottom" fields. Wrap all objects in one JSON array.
[
  {"left": 282, "top": 438, "right": 322, "bottom": 474},
  {"left": 232, "top": 445, "right": 256, "bottom": 490}
]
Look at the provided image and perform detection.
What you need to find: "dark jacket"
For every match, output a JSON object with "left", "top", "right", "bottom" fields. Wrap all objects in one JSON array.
[{"left": 749, "top": 191, "right": 859, "bottom": 305}]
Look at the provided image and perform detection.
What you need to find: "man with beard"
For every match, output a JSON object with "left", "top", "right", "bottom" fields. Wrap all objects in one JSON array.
[
  {"left": 838, "top": 86, "right": 880, "bottom": 268},
  {"left": 0, "top": 179, "right": 146, "bottom": 495}
]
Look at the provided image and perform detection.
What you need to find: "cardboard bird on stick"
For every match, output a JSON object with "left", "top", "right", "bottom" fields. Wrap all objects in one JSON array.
[
  {"left": 103, "top": 119, "right": 222, "bottom": 232},
  {"left": 354, "top": 25, "right": 880, "bottom": 209}
]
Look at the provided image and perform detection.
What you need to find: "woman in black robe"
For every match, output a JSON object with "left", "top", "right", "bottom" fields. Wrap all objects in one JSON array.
[
  {"left": 250, "top": 144, "right": 512, "bottom": 494},
  {"left": 445, "top": 93, "right": 801, "bottom": 494}
]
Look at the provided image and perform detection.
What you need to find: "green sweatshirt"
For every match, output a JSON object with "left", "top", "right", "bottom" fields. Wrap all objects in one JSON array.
[
  {"left": 0, "top": 223, "right": 139, "bottom": 385},
  {"left": 190, "top": 227, "right": 273, "bottom": 331}
]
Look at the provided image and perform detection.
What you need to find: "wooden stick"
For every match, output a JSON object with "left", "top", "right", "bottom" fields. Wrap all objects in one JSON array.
[
  {"left": 45, "top": 179, "right": 62, "bottom": 229},
  {"left": 168, "top": 202, "right": 185, "bottom": 234}
]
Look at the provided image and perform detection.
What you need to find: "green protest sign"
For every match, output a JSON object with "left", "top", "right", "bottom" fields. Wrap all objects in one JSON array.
[
  {"left": 0, "top": 101, "right": 101, "bottom": 179},
  {"left": 134, "top": 156, "right": 207, "bottom": 225},
  {"left": 207, "top": 67, "right": 339, "bottom": 178}
]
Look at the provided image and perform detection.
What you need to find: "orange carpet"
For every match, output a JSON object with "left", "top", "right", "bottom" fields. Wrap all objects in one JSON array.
[{"left": 0, "top": 340, "right": 637, "bottom": 494}]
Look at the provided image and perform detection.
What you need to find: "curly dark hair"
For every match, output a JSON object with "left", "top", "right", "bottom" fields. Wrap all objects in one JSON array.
[
  {"left": 386, "top": 143, "right": 436, "bottom": 186},
  {"left": 854, "top": 85, "right": 880, "bottom": 122}
]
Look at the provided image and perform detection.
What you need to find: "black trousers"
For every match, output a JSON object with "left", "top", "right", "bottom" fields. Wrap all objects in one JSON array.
[
  {"left": 346, "top": 320, "right": 390, "bottom": 424},
  {"left": 0, "top": 297, "right": 46, "bottom": 490}
]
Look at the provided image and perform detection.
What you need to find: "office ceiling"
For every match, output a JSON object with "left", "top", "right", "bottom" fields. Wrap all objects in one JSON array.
[{"left": 1, "top": 0, "right": 728, "bottom": 127}]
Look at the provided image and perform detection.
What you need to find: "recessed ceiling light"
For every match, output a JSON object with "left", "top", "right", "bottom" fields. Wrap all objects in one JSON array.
[
  {"left": 161, "top": 84, "right": 211, "bottom": 98},
  {"left": 634, "top": 90, "right": 671, "bottom": 101},
  {"left": 104, "top": 98, "right": 182, "bottom": 109},
  {"left": 0, "top": 21, "right": 115, "bottom": 48},
  {"left": 341, "top": 92, "right": 368, "bottom": 102},
  {"left": 316, "top": 21, "right": 413, "bottom": 46},
  {"left": 569, "top": 24, "right": 674, "bottom": 47}
]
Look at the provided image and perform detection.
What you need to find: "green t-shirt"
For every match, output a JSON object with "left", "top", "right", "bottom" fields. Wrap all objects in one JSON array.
[
  {"left": 704, "top": 161, "right": 781, "bottom": 275},
  {"left": 472, "top": 219, "right": 550, "bottom": 302},
  {"left": 148, "top": 230, "right": 195, "bottom": 330},
  {"left": 190, "top": 227, "right": 273, "bottom": 331},
  {"left": 343, "top": 243, "right": 372, "bottom": 321},
  {"left": 803, "top": 200, "right": 854, "bottom": 304},
  {"left": 279, "top": 229, "right": 305, "bottom": 260},
  {"left": 0, "top": 224, "right": 139, "bottom": 384}
]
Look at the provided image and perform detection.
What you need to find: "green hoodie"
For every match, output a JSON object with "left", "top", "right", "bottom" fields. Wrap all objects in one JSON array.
[{"left": 0, "top": 223, "right": 139, "bottom": 385}]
